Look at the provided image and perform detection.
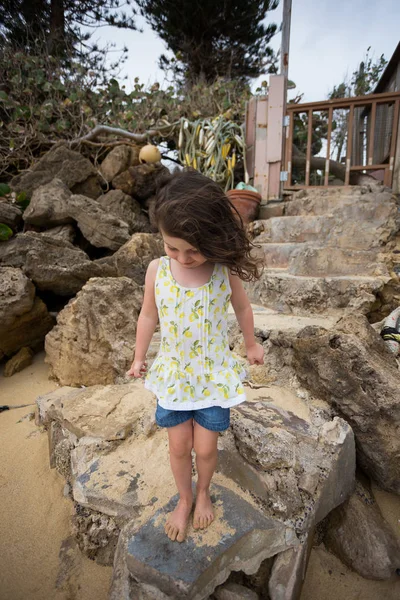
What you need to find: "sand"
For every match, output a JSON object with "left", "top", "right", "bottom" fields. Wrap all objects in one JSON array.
[{"left": 0, "top": 352, "right": 399, "bottom": 600}]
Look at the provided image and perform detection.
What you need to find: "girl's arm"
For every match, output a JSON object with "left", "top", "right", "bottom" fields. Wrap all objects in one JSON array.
[
  {"left": 229, "top": 272, "right": 264, "bottom": 365},
  {"left": 127, "top": 259, "right": 159, "bottom": 377}
]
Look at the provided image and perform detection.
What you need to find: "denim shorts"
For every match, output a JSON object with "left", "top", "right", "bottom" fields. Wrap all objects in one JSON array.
[{"left": 155, "top": 403, "right": 230, "bottom": 432}]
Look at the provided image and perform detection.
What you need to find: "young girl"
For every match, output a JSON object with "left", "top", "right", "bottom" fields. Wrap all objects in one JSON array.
[{"left": 127, "top": 169, "right": 264, "bottom": 543}]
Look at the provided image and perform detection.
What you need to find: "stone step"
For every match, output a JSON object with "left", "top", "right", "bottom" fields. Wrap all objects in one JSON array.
[
  {"left": 260, "top": 244, "right": 387, "bottom": 277},
  {"left": 255, "top": 193, "right": 397, "bottom": 249},
  {"left": 246, "top": 271, "right": 386, "bottom": 315},
  {"left": 229, "top": 303, "right": 338, "bottom": 333},
  {"left": 283, "top": 185, "right": 393, "bottom": 217}
]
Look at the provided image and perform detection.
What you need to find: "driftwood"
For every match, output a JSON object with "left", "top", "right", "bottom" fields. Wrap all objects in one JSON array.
[{"left": 69, "top": 123, "right": 176, "bottom": 148}]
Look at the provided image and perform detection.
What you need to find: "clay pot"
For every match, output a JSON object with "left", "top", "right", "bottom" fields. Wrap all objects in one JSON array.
[{"left": 226, "top": 189, "right": 262, "bottom": 224}]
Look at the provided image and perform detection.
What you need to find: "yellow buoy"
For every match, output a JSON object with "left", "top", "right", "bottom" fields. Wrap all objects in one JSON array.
[{"left": 139, "top": 144, "right": 161, "bottom": 164}]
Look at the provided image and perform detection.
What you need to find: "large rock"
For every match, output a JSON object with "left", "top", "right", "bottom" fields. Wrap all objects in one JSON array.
[
  {"left": 0, "top": 232, "right": 112, "bottom": 295},
  {"left": 112, "top": 163, "right": 168, "bottom": 201},
  {"left": 324, "top": 478, "right": 400, "bottom": 579},
  {"left": 117, "top": 484, "right": 297, "bottom": 600},
  {"left": 99, "top": 145, "right": 140, "bottom": 182},
  {"left": 45, "top": 276, "right": 143, "bottom": 386},
  {"left": 3, "top": 346, "right": 34, "bottom": 376},
  {"left": 10, "top": 145, "right": 99, "bottom": 199},
  {"left": 67, "top": 194, "right": 130, "bottom": 251},
  {"left": 103, "top": 233, "right": 164, "bottom": 285},
  {"left": 0, "top": 267, "right": 54, "bottom": 358},
  {"left": 221, "top": 391, "right": 355, "bottom": 528},
  {"left": 23, "top": 178, "right": 73, "bottom": 227},
  {"left": 97, "top": 190, "right": 152, "bottom": 234},
  {"left": 292, "top": 315, "right": 400, "bottom": 494},
  {"left": 0, "top": 200, "right": 23, "bottom": 230}
]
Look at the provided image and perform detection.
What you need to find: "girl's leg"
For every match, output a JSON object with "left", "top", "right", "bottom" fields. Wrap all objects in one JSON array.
[
  {"left": 192, "top": 422, "right": 219, "bottom": 530},
  {"left": 165, "top": 419, "right": 194, "bottom": 542}
]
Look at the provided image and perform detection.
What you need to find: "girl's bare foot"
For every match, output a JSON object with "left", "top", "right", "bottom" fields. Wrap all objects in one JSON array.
[
  {"left": 193, "top": 489, "right": 214, "bottom": 530},
  {"left": 164, "top": 498, "right": 193, "bottom": 542}
]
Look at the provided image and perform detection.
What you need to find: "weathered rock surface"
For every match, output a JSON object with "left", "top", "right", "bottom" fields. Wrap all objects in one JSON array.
[
  {"left": 118, "top": 484, "right": 297, "bottom": 600},
  {"left": 0, "top": 232, "right": 112, "bottom": 295},
  {"left": 292, "top": 315, "right": 400, "bottom": 494},
  {"left": 112, "top": 163, "right": 167, "bottom": 200},
  {"left": 99, "top": 145, "right": 140, "bottom": 182},
  {"left": 67, "top": 194, "right": 131, "bottom": 251},
  {"left": 23, "top": 178, "right": 73, "bottom": 226},
  {"left": 10, "top": 145, "right": 99, "bottom": 199},
  {"left": 213, "top": 582, "right": 258, "bottom": 600},
  {"left": 0, "top": 267, "right": 54, "bottom": 358},
  {"left": 247, "top": 271, "right": 385, "bottom": 315},
  {"left": 103, "top": 233, "right": 164, "bottom": 285},
  {"left": 3, "top": 346, "right": 34, "bottom": 376},
  {"left": 0, "top": 200, "right": 23, "bottom": 230},
  {"left": 98, "top": 190, "right": 151, "bottom": 234},
  {"left": 40, "top": 224, "right": 76, "bottom": 244},
  {"left": 45, "top": 277, "right": 143, "bottom": 385},
  {"left": 324, "top": 478, "right": 400, "bottom": 579}
]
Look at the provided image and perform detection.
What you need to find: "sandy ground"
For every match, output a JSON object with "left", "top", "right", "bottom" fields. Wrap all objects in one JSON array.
[{"left": 0, "top": 352, "right": 399, "bottom": 600}]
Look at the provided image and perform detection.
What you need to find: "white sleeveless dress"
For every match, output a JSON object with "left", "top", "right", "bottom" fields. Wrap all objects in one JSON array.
[{"left": 145, "top": 256, "right": 246, "bottom": 410}]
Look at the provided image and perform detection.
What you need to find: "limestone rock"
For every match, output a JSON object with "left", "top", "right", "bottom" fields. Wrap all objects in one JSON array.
[
  {"left": 0, "top": 267, "right": 54, "bottom": 357},
  {"left": 0, "top": 266, "right": 35, "bottom": 328},
  {"left": 97, "top": 190, "right": 151, "bottom": 234},
  {"left": 214, "top": 582, "right": 258, "bottom": 600},
  {"left": 122, "top": 484, "right": 297, "bottom": 600},
  {"left": 109, "top": 233, "right": 164, "bottom": 285},
  {"left": 3, "top": 346, "right": 34, "bottom": 376},
  {"left": 112, "top": 163, "right": 168, "bottom": 201},
  {"left": 71, "top": 504, "right": 120, "bottom": 565},
  {"left": 0, "top": 200, "right": 22, "bottom": 230},
  {"left": 0, "top": 232, "right": 111, "bottom": 295},
  {"left": 324, "top": 478, "right": 400, "bottom": 579},
  {"left": 67, "top": 194, "right": 130, "bottom": 251},
  {"left": 45, "top": 277, "right": 143, "bottom": 386},
  {"left": 100, "top": 145, "right": 137, "bottom": 182},
  {"left": 23, "top": 178, "right": 73, "bottom": 226},
  {"left": 10, "top": 145, "right": 98, "bottom": 199},
  {"left": 41, "top": 224, "right": 76, "bottom": 244},
  {"left": 268, "top": 534, "right": 312, "bottom": 600},
  {"left": 292, "top": 315, "right": 400, "bottom": 493}
]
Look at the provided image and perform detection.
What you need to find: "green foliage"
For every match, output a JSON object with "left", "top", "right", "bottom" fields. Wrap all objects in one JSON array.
[
  {"left": 136, "top": 0, "right": 279, "bottom": 85},
  {"left": 0, "top": 47, "right": 249, "bottom": 180},
  {"left": 0, "top": 183, "right": 11, "bottom": 196},
  {"left": 0, "top": 223, "right": 13, "bottom": 241}
]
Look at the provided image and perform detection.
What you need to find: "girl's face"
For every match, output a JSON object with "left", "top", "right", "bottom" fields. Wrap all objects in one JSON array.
[{"left": 162, "top": 233, "right": 207, "bottom": 269}]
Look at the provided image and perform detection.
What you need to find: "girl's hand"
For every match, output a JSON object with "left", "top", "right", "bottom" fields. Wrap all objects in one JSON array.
[
  {"left": 246, "top": 343, "right": 264, "bottom": 365},
  {"left": 126, "top": 360, "right": 147, "bottom": 378}
]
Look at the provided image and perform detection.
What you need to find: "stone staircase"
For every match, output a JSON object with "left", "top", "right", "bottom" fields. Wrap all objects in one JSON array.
[{"left": 247, "top": 184, "right": 398, "bottom": 318}]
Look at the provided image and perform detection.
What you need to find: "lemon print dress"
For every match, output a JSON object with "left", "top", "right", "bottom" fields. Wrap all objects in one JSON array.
[{"left": 145, "top": 256, "right": 246, "bottom": 410}]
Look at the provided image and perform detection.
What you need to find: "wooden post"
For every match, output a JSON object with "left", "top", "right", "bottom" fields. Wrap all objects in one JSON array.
[
  {"left": 279, "top": 0, "right": 292, "bottom": 198},
  {"left": 253, "top": 96, "right": 269, "bottom": 198},
  {"left": 392, "top": 102, "right": 400, "bottom": 194},
  {"left": 266, "top": 75, "right": 286, "bottom": 200}
]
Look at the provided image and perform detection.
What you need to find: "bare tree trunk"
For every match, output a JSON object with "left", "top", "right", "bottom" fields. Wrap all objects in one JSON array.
[
  {"left": 292, "top": 145, "right": 374, "bottom": 185},
  {"left": 48, "top": 0, "right": 65, "bottom": 56}
]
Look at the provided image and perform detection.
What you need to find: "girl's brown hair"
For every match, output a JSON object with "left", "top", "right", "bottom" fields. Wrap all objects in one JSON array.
[{"left": 154, "top": 169, "right": 263, "bottom": 281}]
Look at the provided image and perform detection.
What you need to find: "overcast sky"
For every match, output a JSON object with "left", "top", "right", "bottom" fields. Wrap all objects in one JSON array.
[{"left": 96, "top": 0, "right": 400, "bottom": 102}]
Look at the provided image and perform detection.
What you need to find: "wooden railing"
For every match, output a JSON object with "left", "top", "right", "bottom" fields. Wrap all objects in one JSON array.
[{"left": 284, "top": 91, "right": 400, "bottom": 189}]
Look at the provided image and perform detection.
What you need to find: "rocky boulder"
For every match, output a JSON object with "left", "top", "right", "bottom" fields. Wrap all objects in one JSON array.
[
  {"left": 97, "top": 190, "right": 151, "bottom": 234},
  {"left": 0, "top": 267, "right": 54, "bottom": 358},
  {"left": 112, "top": 163, "right": 167, "bottom": 201},
  {"left": 45, "top": 276, "right": 143, "bottom": 386},
  {"left": 0, "top": 200, "right": 23, "bottom": 230},
  {"left": 10, "top": 145, "right": 101, "bottom": 199},
  {"left": 101, "top": 233, "right": 164, "bottom": 285},
  {"left": 99, "top": 145, "right": 141, "bottom": 182},
  {"left": 23, "top": 178, "right": 73, "bottom": 227},
  {"left": 0, "top": 232, "right": 113, "bottom": 296},
  {"left": 67, "top": 194, "right": 131, "bottom": 251},
  {"left": 292, "top": 315, "right": 400, "bottom": 494},
  {"left": 324, "top": 478, "right": 400, "bottom": 579}
]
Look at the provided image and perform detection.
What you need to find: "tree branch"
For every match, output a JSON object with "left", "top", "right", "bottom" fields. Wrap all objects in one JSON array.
[{"left": 69, "top": 123, "right": 177, "bottom": 147}]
